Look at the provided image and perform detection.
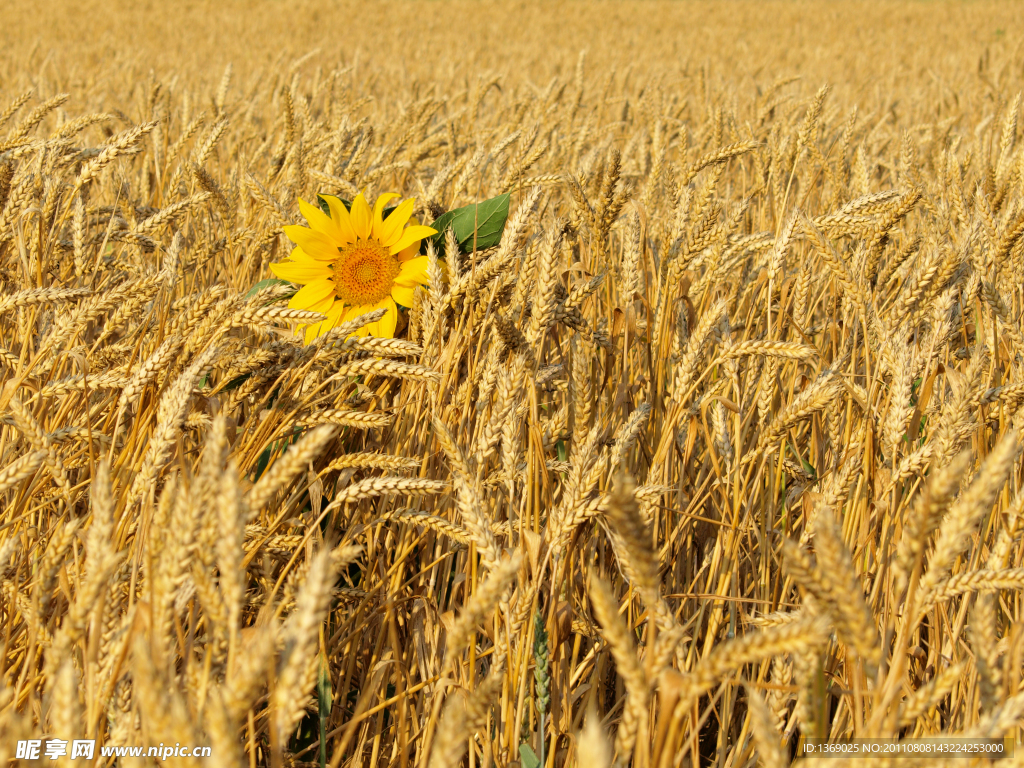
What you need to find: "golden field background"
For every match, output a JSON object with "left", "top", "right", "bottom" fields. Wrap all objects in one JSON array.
[{"left": 2, "top": 1, "right": 1024, "bottom": 766}]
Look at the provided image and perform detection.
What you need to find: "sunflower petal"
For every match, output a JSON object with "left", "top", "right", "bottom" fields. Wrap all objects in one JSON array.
[
  {"left": 342, "top": 303, "right": 372, "bottom": 337},
  {"left": 377, "top": 198, "right": 416, "bottom": 246},
  {"left": 299, "top": 291, "right": 336, "bottom": 316},
  {"left": 394, "top": 256, "right": 430, "bottom": 287},
  {"left": 398, "top": 241, "right": 420, "bottom": 261},
  {"left": 380, "top": 297, "right": 399, "bottom": 338},
  {"left": 364, "top": 296, "right": 398, "bottom": 338},
  {"left": 270, "top": 257, "right": 332, "bottom": 284},
  {"left": 312, "top": 300, "right": 349, "bottom": 340},
  {"left": 298, "top": 197, "right": 343, "bottom": 241},
  {"left": 297, "top": 294, "right": 337, "bottom": 344},
  {"left": 390, "top": 284, "right": 417, "bottom": 308},
  {"left": 320, "top": 195, "right": 358, "bottom": 244},
  {"left": 325, "top": 299, "right": 348, "bottom": 321},
  {"left": 350, "top": 194, "right": 372, "bottom": 240},
  {"left": 388, "top": 225, "right": 438, "bottom": 256},
  {"left": 288, "top": 277, "right": 335, "bottom": 310},
  {"left": 397, "top": 216, "right": 422, "bottom": 260},
  {"left": 287, "top": 245, "right": 319, "bottom": 262},
  {"left": 283, "top": 225, "right": 341, "bottom": 261},
  {"left": 372, "top": 193, "right": 401, "bottom": 233}
]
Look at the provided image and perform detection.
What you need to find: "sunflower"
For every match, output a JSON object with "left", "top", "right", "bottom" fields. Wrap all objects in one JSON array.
[{"left": 270, "top": 192, "right": 437, "bottom": 342}]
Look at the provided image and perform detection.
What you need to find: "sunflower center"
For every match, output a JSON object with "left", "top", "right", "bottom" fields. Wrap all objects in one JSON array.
[{"left": 331, "top": 238, "right": 401, "bottom": 305}]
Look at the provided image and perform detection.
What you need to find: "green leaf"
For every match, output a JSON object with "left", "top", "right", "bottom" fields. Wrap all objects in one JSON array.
[
  {"left": 785, "top": 441, "right": 816, "bottom": 480},
  {"left": 317, "top": 652, "right": 332, "bottom": 768},
  {"left": 246, "top": 277, "right": 293, "bottom": 300},
  {"left": 199, "top": 371, "right": 252, "bottom": 393},
  {"left": 254, "top": 445, "right": 273, "bottom": 482},
  {"left": 800, "top": 456, "right": 817, "bottom": 480},
  {"left": 222, "top": 372, "right": 252, "bottom": 392},
  {"left": 427, "top": 193, "right": 510, "bottom": 255},
  {"left": 253, "top": 426, "right": 304, "bottom": 481},
  {"left": 519, "top": 744, "right": 541, "bottom": 768},
  {"left": 317, "top": 194, "right": 348, "bottom": 217}
]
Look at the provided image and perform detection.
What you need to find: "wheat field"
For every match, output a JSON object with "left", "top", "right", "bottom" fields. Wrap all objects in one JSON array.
[{"left": 1, "top": 1, "right": 1024, "bottom": 766}]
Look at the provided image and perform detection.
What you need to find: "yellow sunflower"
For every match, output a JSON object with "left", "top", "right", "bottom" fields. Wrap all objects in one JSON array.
[{"left": 271, "top": 192, "right": 437, "bottom": 342}]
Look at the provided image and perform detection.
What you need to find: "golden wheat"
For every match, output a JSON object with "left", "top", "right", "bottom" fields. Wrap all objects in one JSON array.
[{"left": 1, "top": 2, "right": 1024, "bottom": 766}]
